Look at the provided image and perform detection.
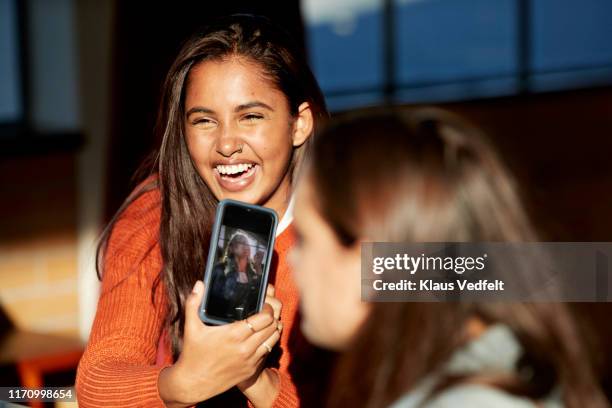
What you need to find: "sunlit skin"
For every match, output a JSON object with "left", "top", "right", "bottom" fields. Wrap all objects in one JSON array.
[
  {"left": 289, "top": 177, "right": 371, "bottom": 350},
  {"left": 184, "top": 56, "right": 313, "bottom": 221}
]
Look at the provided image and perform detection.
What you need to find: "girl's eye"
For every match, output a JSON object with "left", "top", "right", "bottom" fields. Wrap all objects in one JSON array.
[
  {"left": 192, "top": 118, "right": 216, "bottom": 127},
  {"left": 242, "top": 113, "right": 264, "bottom": 122}
]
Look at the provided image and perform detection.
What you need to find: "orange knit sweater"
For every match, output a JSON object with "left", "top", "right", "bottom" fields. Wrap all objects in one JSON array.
[{"left": 75, "top": 184, "right": 301, "bottom": 407}]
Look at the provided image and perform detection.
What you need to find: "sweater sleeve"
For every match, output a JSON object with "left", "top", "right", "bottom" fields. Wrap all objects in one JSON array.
[
  {"left": 76, "top": 193, "right": 169, "bottom": 407},
  {"left": 272, "top": 368, "right": 299, "bottom": 407}
]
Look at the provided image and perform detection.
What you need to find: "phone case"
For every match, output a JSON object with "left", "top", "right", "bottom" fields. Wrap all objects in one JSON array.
[{"left": 199, "top": 199, "right": 278, "bottom": 325}]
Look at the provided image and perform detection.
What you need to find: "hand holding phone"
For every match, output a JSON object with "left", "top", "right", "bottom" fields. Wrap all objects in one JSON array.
[
  {"left": 159, "top": 280, "right": 282, "bottom": 406},
  {"left": 159, "top": 199, "right": 282, "bottom": 405}
]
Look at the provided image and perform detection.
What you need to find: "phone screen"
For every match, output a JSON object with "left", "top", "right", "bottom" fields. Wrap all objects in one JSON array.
[{"left": 203, "top": 202, "right": 276, "bottom": 323}]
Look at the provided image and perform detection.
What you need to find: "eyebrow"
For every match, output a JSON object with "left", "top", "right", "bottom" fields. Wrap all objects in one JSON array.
[
  {"left": 185, "top": 101, "right": 274, "bottom": 119},
  {"left": 234, "top": 101, "right": 274, "bottom": 112},
  {"left": 185, "top": 107, "right": 215, "bottom": 118}
]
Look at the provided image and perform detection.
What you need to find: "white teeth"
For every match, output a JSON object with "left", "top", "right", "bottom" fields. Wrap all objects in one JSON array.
[{"left": 216, "top": 163, "right": 254, "bottom": 175}]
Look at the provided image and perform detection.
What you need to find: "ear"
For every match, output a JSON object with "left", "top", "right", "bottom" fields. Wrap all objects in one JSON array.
[{"left": 292, "top": 102, "right": 314, "bottom": 147}]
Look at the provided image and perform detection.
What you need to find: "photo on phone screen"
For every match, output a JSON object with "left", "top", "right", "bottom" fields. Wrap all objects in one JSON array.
[{"left": 201, "top": 200, "right": 277, "bottom": 324}]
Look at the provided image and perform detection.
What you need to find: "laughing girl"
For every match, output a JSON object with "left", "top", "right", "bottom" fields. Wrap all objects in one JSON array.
[{"left": 76, "top": 15, "right": 327, "bottom": 408}]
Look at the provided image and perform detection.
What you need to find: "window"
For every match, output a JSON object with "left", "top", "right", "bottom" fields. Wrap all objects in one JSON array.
[
  {"left": 302, "top": 0, "right": 385, "bottom": 110},
  {"left": 530, "top": 0, "right": 612, "bottom": 91},
  {"left": 302, "top": 0, "right": 612, "bottom": 111},
  {"left": 0, "top": 0, "right": 22, "bottom": 125}
]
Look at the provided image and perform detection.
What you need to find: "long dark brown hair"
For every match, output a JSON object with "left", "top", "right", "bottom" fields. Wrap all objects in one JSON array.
[
  {"left": 96, "top": 15, "right": 328, "bottom": 358},
  {"left": 305, "top": 107, "right": 607, "bottom": 408}
]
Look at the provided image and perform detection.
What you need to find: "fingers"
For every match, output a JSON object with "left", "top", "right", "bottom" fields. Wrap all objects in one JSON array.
[
  {"left": 253, "top": 324, "right": 282, "bottom": 360},
  {"left": 184, "top": 280, "right": 205, "bottom": 335},
  {"left": 243, "top": 319, "right": 280, "bottom": 356},
  {"left": 265, "top": 295, "right": 282, "bottom": 321},
  {"left": 231, "top": 308, "right": 274, "bottom": 340},
  {"left": 261, "top": 302, "right": 274, "bottom": 319},
  {"left": 265, "top": 284, "right": 282, "bottom": 320}
]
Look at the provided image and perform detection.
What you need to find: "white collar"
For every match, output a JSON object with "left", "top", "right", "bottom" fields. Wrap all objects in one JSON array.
[{"left": 276, "top": 194, "right": 295, "bottom": 237}]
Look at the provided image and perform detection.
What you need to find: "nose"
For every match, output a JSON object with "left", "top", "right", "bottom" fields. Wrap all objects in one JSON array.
[{"left": 216, "top": 125, "right": 243, "bottom": 157}]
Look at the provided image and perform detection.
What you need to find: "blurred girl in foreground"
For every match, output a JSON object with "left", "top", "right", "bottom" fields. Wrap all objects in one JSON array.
[{"left": 290, "top": 108, "right": 607, "bottom": 407}]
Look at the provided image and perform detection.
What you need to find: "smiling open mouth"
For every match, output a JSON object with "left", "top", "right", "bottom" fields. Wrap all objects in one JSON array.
[
  {"left": 214, "top": 162, "right": 259, "bottom": 192},
  {"left": 216, "top": 163, "right": 256, "bottom": 179}
]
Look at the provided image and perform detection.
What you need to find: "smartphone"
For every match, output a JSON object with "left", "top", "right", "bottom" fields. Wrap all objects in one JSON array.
[{"left": 199, "top": 199, "right": 278, "bottom": 325}]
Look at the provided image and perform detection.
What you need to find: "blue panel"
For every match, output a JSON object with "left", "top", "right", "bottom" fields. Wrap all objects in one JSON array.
[
  {"left": 325, "top": 91, "right": 385, "bottom": 112},
  {"left": 395, "top": 77, "right": 520, "bottom": 104},
  {"left": 305, "top": 6, "right": 383, "bottom": 93},
  {"left": 531, "top": 0, "right": 612, "bottom": 71},
  {"left": 531, "top": 67, "right": 612, "bottom": 92},
  {"left": 395, "top": 0, "right": 517, "bottom": 84},
  {"left": 0, "top": 0, "right": 22, "bottom": 123}
]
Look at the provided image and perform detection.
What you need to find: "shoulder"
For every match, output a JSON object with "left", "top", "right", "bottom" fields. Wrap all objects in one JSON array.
[
  {"left": 392, "top": 384, "right": 539, "bottom": 408},
  {"left": 119, "top": 174, "right": 161, "bottom": 220},
  {"left": 104, "top": 175, "right": 162, "bottom": 272}
]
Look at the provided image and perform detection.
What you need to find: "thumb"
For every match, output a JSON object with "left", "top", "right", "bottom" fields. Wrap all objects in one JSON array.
[{"left": 185, "top": 280, "right": 205, "bottom": 334}]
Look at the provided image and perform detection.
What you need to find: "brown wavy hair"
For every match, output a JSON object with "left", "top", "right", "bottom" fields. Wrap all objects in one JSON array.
[
  {"left": 305, "top": 107, "right": 607, "bottom": 408},
  {"left": 96, "top": 15, "right": 328, "bottom": 358}
]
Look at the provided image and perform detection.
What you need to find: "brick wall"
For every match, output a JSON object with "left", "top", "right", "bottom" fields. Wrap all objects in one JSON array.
[{"left": 0, "top": 153, "right": 79, "bottom": 336}]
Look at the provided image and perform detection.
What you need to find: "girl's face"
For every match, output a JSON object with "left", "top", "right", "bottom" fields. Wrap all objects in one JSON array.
[
  {"left": 184, "top": 57, "right": 313, "bottom": 215},
  {"left": 232, "top": 237, "right": 251, "bottom": 259},
  {"left": 238, "top": 241, "right": 251, "bottom": 259},
  {"left": 290, "top": 177, "right": 370, "bottom": 350}
]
